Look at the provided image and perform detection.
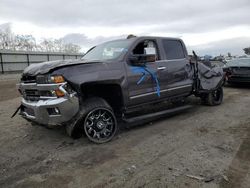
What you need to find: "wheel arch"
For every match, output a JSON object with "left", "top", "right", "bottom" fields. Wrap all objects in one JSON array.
[{"left": 80, "top": 82, "right": 124, "bottom": 116}]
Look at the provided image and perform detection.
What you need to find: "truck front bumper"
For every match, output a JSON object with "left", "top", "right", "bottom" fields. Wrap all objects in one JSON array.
[
  {"left": 20, "top": 95, "right": 79, "bottom": 126},
  {"left": 17, "top": 78, "right": 80, "bottom": 127}
]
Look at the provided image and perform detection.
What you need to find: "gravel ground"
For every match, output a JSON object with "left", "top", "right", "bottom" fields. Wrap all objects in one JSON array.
[
  {"left": 0, "top": 73, "right": 21, "bottom": 81},
  {"left": 0, "top": 74, "right": 249, "bottom": 188},
  {"left": 0, "top": 73, "right": 20, "bottom": 102}
]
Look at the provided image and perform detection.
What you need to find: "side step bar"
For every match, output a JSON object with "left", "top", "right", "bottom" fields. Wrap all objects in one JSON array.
[{"left": 122, "top": 105, "right": 193, "bottom": 124}]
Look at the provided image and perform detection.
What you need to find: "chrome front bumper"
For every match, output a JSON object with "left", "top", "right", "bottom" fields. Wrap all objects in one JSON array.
[{"left": 18, "top": 82, "right": 79, "bottom": 126}]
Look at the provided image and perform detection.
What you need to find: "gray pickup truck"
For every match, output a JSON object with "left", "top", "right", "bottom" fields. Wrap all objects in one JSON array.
[{"left": 16, "top": 36, "right": 224, "bottom": 143}]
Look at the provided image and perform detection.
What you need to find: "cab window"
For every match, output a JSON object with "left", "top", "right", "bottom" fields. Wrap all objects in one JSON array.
[
  {"left": 162, "top": 40, "right": 185, "bottom": 60},
  {"left": 132, "top": 40, "right": 159, "bottom": 60}
]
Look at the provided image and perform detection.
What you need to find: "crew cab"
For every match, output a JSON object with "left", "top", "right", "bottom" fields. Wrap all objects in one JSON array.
[{"left": 16, "top": 36, "right": 224, "bottom": 143}]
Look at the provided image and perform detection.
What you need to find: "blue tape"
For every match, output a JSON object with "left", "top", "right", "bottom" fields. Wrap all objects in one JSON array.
[{"left": 131, "top": 66, "right": 160, "bottom": 97}]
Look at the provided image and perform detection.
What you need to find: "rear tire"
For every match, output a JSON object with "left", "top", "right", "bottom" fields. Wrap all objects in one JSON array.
[{"left": 201, "top": 87, "right": 223, "bottom": 106}]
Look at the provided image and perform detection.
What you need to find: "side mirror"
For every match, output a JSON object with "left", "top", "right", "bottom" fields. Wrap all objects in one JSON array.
[{"left": 129, "top": 54, "right": 156, "bottom": 66}]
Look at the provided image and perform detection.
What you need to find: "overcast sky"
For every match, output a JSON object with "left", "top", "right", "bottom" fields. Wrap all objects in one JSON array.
[{"left": 0, "top": 0, "right": 250, "bottom": 55}]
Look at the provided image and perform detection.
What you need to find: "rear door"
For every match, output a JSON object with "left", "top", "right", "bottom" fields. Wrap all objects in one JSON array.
[{"left": 157, "top": 39, "right": 193, "bottom": 97}]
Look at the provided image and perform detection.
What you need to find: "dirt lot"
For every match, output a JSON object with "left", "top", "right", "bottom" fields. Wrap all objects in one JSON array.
[{"left": 0, "top": 74, "right": 249, "bottom": 188}]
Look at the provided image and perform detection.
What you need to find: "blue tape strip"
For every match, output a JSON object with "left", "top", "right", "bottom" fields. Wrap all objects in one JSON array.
[{"left": 131, "top": 66, "right": 160, "bottom": 97}]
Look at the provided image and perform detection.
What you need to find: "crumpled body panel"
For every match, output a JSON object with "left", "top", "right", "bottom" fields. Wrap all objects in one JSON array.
[
  {"left": 198, "top": 63, "right": 224, "bottom": 90},
  {"left": 23, "top": 59, "right": 84, "bottom": 76}
]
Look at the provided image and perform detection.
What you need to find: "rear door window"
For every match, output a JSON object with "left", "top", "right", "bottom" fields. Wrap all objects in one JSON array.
[{"left": 162, "top": 40, "right": 185, "bottom": 60}]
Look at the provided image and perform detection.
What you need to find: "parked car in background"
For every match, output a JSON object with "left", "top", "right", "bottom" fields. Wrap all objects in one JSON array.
[{"left": 223, "top": 58, "right": 250, "bottom": 84}]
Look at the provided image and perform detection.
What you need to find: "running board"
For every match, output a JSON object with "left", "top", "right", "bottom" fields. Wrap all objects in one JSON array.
[{"left": 122, "top": 105, "right": 193, "bottom": 124}]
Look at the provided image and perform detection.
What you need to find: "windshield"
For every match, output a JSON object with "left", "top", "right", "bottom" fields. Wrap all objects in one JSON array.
[
  {"left": 226, "top": 58, "right": 250, "bottom": 67},
  {"left": 82, "top": 40, "right": 132, "bottom": 61}
]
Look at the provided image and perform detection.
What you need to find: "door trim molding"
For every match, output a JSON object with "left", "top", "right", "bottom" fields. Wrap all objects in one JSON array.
[{"left": 130, "top": 84, "right": 192, "bottom": 99}]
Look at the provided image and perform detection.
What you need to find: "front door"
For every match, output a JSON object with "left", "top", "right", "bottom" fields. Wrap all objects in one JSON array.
[{"left": 125, "top": 39, "right": 160, "bottom": 106}]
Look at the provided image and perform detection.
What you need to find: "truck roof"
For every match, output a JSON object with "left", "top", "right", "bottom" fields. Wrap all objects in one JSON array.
[
  {"left": 124, "top": 36, "right": 183, "bottom": 42},
  {"left": 105, "top": 36, "right": 184, "bottom": 45},
  {"left": 132, "top": 36, "right": 182, "bottom": 40}
]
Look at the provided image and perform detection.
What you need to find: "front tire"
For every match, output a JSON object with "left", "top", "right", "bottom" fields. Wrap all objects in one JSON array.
[{"left": 66, "top": 97, "right": 118, "bottom": 143}]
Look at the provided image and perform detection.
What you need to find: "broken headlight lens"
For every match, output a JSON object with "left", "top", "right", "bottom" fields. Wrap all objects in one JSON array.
[{"left": 55, "top": 83, "right": 75, "bottom": 98}]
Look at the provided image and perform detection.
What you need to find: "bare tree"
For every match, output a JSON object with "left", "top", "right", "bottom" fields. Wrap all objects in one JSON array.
[
  {"left": 0, "top": 23, "right": 15, "bottom": 50},
  {"left": 64, "top": 43, "right": 81, "bottom": 53},
  {"left": 243, "top": 47, "right": 250, "bottom": 55},
  {"left": 0, "top": 23, "right": 82, "bottom": 53},
  {"left": 39, "top": 38, "right": 81, "bottom": 53},
  {"left": 54, "top": 39, "right": 64, "bottom": 52},
  {"left": 14, "top": 35, "right": 37, "bottom": 51}
]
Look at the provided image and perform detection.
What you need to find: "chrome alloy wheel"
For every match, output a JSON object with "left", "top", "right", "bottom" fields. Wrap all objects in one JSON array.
[{"left": 84, "top": 108, "right": 117, "bottom": 143}]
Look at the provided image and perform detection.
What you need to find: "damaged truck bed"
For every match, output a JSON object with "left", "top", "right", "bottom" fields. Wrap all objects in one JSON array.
[{"left": 16, "top": 36, "right": 224, "bottom": 143}]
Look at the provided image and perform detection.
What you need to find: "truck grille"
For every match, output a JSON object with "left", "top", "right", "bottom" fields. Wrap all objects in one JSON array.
[
  {"left": 24, "top": 89, "right": 40, "bottom": 101},
  {"left": 21, "top": 75, "right": 36, "bottom": 83},
  {"left": 24, "top": 90, "right": 54, "bottom": 101},
  {"left": 25, "top": 89, "right": 39, "bottom": 96}
]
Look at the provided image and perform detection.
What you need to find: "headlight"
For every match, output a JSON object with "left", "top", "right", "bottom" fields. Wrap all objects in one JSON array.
[
  {"left": 36, "top": 75, "right": 74, "bottom": 98},
  {"left": 36, "top": 75, "right": 65, "bottom": 84},
  {"left": 50, "top": 75, "right": 65, "bottom": 83}
]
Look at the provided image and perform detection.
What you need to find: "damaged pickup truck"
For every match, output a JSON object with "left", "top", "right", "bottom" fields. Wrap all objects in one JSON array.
[{"left": 16, "top": 36, "right": 224, "bottom": 143}]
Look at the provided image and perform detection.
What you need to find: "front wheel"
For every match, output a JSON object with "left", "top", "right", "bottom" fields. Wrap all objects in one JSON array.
[
  {"left": 66, "top": 97, "right": 117, "bottom": 143},
  {"left": 201, "top": 87, "right": 223, "bottom": 106},
  {"left": 84, "top": 107, "right": 117, "bottom": 144}
]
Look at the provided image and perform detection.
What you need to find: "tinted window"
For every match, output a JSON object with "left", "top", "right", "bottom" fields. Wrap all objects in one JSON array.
[{"left": 162, "top": 40, "right": 185, "bottom": 60}]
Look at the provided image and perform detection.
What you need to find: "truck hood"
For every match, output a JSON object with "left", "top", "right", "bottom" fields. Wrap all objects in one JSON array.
[{"left": 23, "top": 59, "right": 89, "bottom": 75}]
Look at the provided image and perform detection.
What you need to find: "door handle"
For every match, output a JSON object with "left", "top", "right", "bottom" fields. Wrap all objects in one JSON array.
[{"left": 158, "top": 66, "right": 166, "bottom": 70}]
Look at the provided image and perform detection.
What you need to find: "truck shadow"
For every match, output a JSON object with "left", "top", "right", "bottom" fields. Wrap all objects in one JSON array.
[
  {"left": 119, "top": 97, "right": 201, "bottom": 132},
  {"left": 26, "top": 95, "right": 214, "bottom": 145}
]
